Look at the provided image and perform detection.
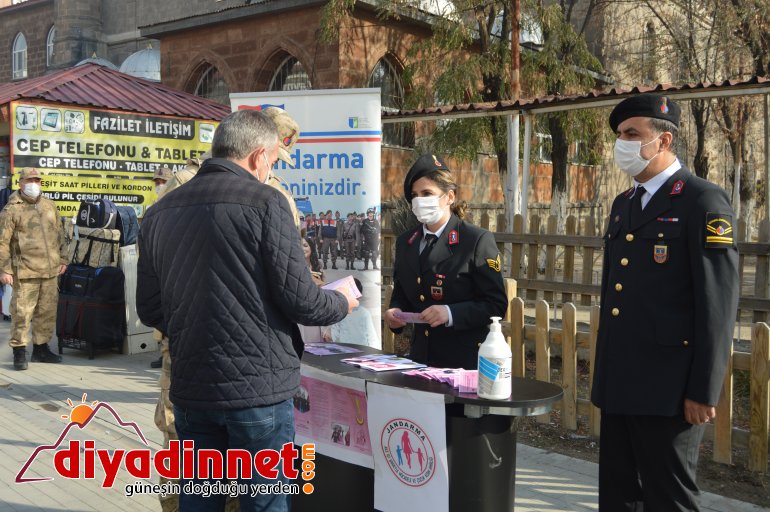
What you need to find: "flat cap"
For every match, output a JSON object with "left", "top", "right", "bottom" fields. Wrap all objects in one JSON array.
[
  {"left": 403, "top": 154, "right": 450, "bottom": 201},
  {"left": 153, "top": 165, "right": 173, "bottom": 181},
  {"left": 609, "top": 94, "right": 681, "bottom": 132},
  {"left": 18, "top": 167, "right": 41, "bottom": 180},
  {"left": 262, "top": 107, "right": 300, "bottom": 167}
]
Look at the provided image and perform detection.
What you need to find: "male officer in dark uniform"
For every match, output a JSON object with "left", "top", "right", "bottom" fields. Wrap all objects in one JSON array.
[
  {"left": 592, "top": 95, "right": 739, "bottom": 511},
  {"left": 385, "top": 155, "right": 508, "bottom": 369}
]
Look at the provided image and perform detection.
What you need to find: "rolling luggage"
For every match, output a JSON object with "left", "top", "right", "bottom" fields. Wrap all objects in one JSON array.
[{"left": 57, "top": 265, "right": 126, "bottom": 359}]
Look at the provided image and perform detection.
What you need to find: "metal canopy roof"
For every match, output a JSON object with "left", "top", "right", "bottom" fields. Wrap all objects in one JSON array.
[
  {"left": 382, "top": 76, "right": 770, "bottom": 122},
  {"left": 0, "top": 63, "right": 230, "bottom": 122}
]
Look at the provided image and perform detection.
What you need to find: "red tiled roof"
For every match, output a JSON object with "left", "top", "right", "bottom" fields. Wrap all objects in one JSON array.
[
  {"left": 383, "top": 76, "right": 770, "bottom": 120},
  {"left": 0, "top": 63, "right": 230, "bottom": 121}
]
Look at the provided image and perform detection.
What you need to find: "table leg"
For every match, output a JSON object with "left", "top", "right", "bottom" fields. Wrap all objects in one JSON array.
[{"left": 446, "top": 411, "right": 518, "bottom": 512}]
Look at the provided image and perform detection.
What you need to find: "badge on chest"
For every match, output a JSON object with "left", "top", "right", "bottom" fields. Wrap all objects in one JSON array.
[
  {"left": 431, "top": 286, "right": 443, "bottom": 300},
  {"left": 653, "top": 244, "right": 668, "bottom": 264}
]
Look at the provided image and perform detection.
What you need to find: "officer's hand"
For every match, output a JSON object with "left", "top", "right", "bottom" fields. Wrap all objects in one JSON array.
[
  {"left": 58, "top": 264, "right": 67, "bottom": 275},
  {"left": 0, "top": 273, "right": 12, "bottom": 286},
  {"left": 385, "top": 308, "right": 406, "bottom": 329},
  {"left": 420, "top": 305, "right": 449, "bottom": 328},
  {"left": 684, "top": 398, "right": 716, "bottom": 425}
]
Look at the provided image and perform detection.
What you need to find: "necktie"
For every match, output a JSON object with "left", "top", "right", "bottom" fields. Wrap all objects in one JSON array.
[
  {"left": 630, "top": 186, "right": 646, "bottom": 224},
  {"left": 420, "top": 234, "right": 437, "bottom": 271}
]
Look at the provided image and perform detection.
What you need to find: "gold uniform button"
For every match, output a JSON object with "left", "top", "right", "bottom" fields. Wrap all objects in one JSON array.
[
  {"left": 417, "top": 277, "right": 421, "bottom": 284},
  {"left": 615, "top": 283, "right": 623, "bottom": 292},
  {"left": 658, "top": 233, "right": 664, "bottom": 238},
  {"left": 620, "top": 258, "right": 629, "bottom": 266},
  {"left": 626, "top": 234, "right": 634, "bottom": 242},
  {"left": 611, "top": 308, "right": 620, "bottom": 317},
  {"left": 419, "top": 295, "right": 425, "bottom": 302},
  {"left": 424, "top": 330, "right": 430, "bottom": 337},
  {"left": 683, "top": 340, "right": 689, "bottom": 347}
]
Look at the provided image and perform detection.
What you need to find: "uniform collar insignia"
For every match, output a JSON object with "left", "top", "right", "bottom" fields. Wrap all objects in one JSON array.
[
  {"left": 448, "top": 229, "right": 459, "bottom": 245},
  {"left": 407, "top": 229, "right": 421, "bottom": 245},
  {"left": 623, "top": 187, "right": 634, "bottom": 198},
  {"left": 670, "top": 180, "right": 684, "bottom": 195}
]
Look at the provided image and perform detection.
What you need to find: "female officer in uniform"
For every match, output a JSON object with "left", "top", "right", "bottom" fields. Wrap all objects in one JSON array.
[{"left": 384, "top": 154, "right": 508, "bottom": 369}]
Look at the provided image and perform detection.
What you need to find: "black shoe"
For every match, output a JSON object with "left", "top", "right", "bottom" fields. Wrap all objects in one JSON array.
[
  {"left": 150, "top": 357, "right": 162, "bottom": 369},
  {"left": 31, "top": 343, "right": 62, "bottom": 364},
  {"left": 2, "top": 314, "right": 10, "bottom": 322},
  {"left": 323, "top": 262, "right": 328, "bottom": 269},
  {"left": 332, "top": 264, "right": 337, "bottom": 270},
  {"left": 13, "top": 347, "right": 27, "bottom": 371},
  {"left": 373, "top": 264, "right": 379, "bottom": 270}
]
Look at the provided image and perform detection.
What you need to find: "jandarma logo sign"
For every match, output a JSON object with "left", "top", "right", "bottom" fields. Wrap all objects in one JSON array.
[
  {"left": 381, "top": 418, "right": 436, "bottom": 487},
  {"left": 16, "top": 394, "right": 318, "bottom": 496}
]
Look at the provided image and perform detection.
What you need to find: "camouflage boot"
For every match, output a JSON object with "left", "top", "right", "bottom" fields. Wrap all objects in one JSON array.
[{"left": 31, "top": 343, "right": 62, "bottom": 363}]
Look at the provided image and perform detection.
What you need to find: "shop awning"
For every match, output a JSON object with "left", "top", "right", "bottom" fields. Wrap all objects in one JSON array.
[{"left": 0, "top": 63, "right": 230, "bottom": 122}]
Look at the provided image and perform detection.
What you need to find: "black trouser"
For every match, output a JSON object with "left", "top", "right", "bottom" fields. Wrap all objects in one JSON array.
[{"left": 599, "top": 413, "right": 705, "bottom": 511}]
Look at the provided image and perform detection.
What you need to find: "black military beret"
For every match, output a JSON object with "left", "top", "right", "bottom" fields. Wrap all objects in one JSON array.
[
  {"left": 609, "top": 94, "right": 681, "bottom": 132},
  {"left": 403, "top": 154, "right": 450, "bottom": 201}
]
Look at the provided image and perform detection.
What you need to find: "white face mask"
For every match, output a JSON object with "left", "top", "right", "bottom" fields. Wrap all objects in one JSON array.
[
  {"left": 412, "top": 194, "right": 447, "bottom": 225},
  {"left": 155, "top": 184, "right": 166, "bottom": 196},
  {"left": 23, "top": 183, "right": 41, "bottom": 198},
  {"left": 260, "top": 153, "right": 273, "bottom": 185},
  {"left": 613, "top": 136, "right": 661, "bottom": 177}
]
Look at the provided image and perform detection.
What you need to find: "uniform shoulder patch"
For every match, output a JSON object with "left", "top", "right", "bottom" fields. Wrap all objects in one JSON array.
[
  {"left": 705, "top": 213, "right": 734, "bottom": 248},
  {"left": 486, "top": 254, "right": 501, "bottom": 272}
]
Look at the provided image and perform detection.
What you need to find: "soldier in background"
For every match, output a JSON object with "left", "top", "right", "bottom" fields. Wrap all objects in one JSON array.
[
  {"left": 0, "top": 167, "right": 67, "bottom": 371},
  {"left": 360, "top": 208, "right": 380, "bottom": 270},
  {"left": 320, "top": 210, "right": 339, "bottom": 270},
  {"left": 152, "top": 165, "right": 174, "bottom": 196},
  {"left": 341, "top": 212, "right": 360, "bottom": 270}
]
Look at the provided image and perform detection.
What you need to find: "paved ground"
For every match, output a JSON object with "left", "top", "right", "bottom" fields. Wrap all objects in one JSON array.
[{"left": 0, "top": 320, "right": 766, "bottom": 511}]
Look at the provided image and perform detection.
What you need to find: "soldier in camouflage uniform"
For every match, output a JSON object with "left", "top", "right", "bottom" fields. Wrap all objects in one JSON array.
[{"left": 0, "top": 167, "right": 67, "bottom": 371}]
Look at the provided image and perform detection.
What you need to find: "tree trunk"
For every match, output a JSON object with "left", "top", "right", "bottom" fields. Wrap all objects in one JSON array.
[
  {"left": 691, "top": 100, "right": 710, "bottom": 179},
  {"left": 548, "top": 114, "right": 569, "bottom": 231}
]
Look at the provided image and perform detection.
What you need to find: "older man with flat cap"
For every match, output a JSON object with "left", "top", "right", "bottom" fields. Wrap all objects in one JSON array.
[{"left": 592, "top": 95, "right": 739, "bottom": 511}]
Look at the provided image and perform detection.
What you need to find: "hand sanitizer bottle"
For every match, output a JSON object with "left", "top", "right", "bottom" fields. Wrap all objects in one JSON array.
[{"left": 477, "top": 316, "right": 512, "bottom": 400}]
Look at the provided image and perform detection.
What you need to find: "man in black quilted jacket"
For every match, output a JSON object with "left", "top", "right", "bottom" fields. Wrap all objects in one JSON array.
[{"left": 136, "top": 109, "right": 357, "bottom": 512}]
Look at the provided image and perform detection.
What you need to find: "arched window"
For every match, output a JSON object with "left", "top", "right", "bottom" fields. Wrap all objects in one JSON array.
[
  {"left": 269, "top": 56, "right": 311, "bottom": 91},
  {"left": 194, "top": 65, "right": 230, "bottom": 105},
  {"left": 12, "top": 33, "right": 27, "bottom": 80},
  {"left": 46, "top": 26, "right": 56, "bottom": 67},
  {"left": 642, "top": 22, "right": 657, "bottom": 84},
  {"left": 368, "top": 56, "right": 414, "bottom": 147}
]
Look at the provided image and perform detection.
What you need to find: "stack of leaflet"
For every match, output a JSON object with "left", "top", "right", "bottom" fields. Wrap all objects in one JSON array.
[
  {"left": 341, "top": 354, "right": 427, "bottom": 372},
  {"left": 402, "top": 367, "right": 479, "bottom": 393}
]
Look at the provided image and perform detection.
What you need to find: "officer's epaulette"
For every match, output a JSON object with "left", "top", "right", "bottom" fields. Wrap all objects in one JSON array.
[
  {"left": 407, "top": 229, "right": 421, "bottom": 245},
  {"left": 623, "top": 187, "right": 634, "bottom": 198},
  {"left": 670, "top": 180, "right": 684, "bottom": 195}
]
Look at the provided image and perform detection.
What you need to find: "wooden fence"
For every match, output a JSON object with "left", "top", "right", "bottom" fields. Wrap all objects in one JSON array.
[{"left": 380, "top": 208, "right": 770, "bottom": 473}]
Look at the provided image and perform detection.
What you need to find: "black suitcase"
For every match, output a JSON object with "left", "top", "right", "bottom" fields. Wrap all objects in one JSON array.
[{"left": 57, "top": 266, "right": 126, "bottom": 359}]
